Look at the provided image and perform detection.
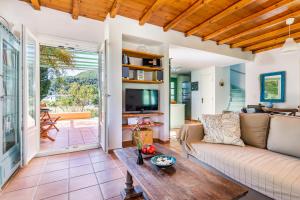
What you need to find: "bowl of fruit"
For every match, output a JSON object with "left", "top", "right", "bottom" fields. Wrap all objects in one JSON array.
[
  {"left": 142, "top": 145, "right": 156, "bottom": 155},
  {"left": 150, "top": 155, "right": 176, "bottom": 168}
]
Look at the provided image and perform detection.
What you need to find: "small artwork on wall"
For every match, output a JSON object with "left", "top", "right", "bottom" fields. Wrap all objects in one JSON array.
[
  {"left": 191, "top": 82, "right": 198, "bottom": 91},
  {"left": 260, "top": 71, "right": 286, "bottom": 103}
]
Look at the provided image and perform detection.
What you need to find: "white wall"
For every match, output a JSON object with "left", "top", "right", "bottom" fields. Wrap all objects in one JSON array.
[
  {"left": 215, "top": 67, "right": 230, "bottom": 113},
  {"left": 191, "top": 66, "right": 230, "bottom": 119},
  {"left": 246, "top": 49, "right": 300, "bottom": 108},
  {"left": 191, "top": 67, "right": 214, "bottom": 120}
]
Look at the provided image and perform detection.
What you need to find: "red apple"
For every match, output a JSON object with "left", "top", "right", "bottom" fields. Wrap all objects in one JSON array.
[{"left": 142, "top": 147, "right": 147, "bottom": 154}]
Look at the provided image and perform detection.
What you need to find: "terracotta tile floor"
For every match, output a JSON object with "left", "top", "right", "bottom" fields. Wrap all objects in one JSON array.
[
  {"left": 0, "top": 149, "right": 126, "bottom": 200},
  {"left": 40, "top": 119, "right": 99, "bottom": 152},
  {"left": 1, "top": 129, "right": 184, "bottom": 200}
]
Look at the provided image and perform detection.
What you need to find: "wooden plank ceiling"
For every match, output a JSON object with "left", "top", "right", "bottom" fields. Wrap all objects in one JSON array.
[{"left": 23, "top": 0, "right": 300, "bottom": 53}]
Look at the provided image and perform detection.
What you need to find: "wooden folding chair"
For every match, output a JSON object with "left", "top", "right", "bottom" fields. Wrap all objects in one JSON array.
[
  {"left": 40, "top": 103, "right": 61, "bottom": 141},
  {"left": 40, "top": 121, "right": 57, "bottom": 141}
]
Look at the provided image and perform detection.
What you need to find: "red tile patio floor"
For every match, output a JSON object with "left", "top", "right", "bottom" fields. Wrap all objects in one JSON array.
[
  {"left": 0, "top": 149, "right": 126, "bottom": 200},
  {"left": 40, "top": 119, "right": 99, "bottom": 152}
]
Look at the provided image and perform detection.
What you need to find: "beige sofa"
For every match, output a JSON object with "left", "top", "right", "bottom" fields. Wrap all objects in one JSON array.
[{"left": 182, "top": 114, "right": 300, "bottom": 200}]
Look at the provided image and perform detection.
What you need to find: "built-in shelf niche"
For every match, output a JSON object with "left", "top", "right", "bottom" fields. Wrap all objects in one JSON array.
[{"left": 121, "top": 36, "right": 167, "bottom": 145}]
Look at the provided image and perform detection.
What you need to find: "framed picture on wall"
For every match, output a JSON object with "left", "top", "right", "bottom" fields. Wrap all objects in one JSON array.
[
  {"left": 191, "top": 82, "right": 198, "bottom": 91},
  {"left": 260, "top": 71, "right": 286, "bottom": 103}
]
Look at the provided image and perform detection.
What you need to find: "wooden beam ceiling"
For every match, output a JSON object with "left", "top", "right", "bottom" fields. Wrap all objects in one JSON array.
[
  {"left": 244, "top": 31, "right": 300, "bottom": 51},
  {"left": 219, "top": 10, "right": 300, "bottom": 45},
  {"left": 72, "top": 0, "right": 80, "bottom": 20},
  {"left": 110, "top": 0, "right": 122, "bottom": 18},
  {"left": 232, "top": 22, "right": 300, "bottom": 48},
  {"left": 185, "top": 0, "right": 256, "bottom": 37},
  {"left": 204, "top": 0, "right": 294, "bottom": 41},
  {"left": 22, "top": 0, "right": 300, "bottom": 53},
  {"left": 139, "top": 0, "right": 166, "bottom": 25},
  {"left": 30, "top": 0, "right": 40, "bottom": 10},
  {"left": 163, "top": 0, "right": 213, "bottom": 32}
]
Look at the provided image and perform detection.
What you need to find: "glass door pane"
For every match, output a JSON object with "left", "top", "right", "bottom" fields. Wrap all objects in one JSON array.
[
  {"left": 26, "top": 37, "right": 37, "bottom": 127},
  {"left": 2, "top": 40, "right": 19, "bottom": 154}
]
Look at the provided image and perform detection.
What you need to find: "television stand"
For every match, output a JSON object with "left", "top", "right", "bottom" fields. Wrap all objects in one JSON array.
[{"left": 122, "top": 112, "right": 164, "bottom": 118}]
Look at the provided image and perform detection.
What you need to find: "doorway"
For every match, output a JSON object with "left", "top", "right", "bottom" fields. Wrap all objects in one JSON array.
[{"left": 38, "top": 46, "right": 101, "bottom": 155}]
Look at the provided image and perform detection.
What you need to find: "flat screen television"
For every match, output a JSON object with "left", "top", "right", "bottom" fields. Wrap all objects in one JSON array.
[{"left": 125, "top": 89, "right": 159, "bottom": 112}]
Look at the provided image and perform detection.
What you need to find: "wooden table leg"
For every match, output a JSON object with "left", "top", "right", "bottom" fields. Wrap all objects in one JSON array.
[{"left": 121, "top": 171, "right": 143, "bottom": 200}]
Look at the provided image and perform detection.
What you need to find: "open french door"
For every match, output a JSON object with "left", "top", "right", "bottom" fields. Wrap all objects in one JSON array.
[
  {"left": 21, "top": 26, "right": 40, "bottom": 165},
  {"left": 99, "top": 40, "right": 108, "bottom": 152}
]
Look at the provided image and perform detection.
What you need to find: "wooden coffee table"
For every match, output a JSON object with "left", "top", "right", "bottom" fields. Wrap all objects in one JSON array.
[{"left": 114, "top": 144, "right": 248, "bottom": 200}]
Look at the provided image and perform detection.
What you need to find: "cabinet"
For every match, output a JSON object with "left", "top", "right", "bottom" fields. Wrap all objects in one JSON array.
[{"left": 0, "top": 23, "right": 21, "bottom": 187}]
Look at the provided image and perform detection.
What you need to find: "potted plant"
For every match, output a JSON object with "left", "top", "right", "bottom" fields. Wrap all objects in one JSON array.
[{"left": 131, "top": 118, "right": 154, "bottom": 165}]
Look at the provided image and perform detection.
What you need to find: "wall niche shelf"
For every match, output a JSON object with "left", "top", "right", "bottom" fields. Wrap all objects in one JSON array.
[
  {"left": 122, "top": 112, "right": 164, "bottom": 118},
  {"left": 122, "top": 48, "right": 163, "bottom": 59},
  {"left": 122, "top": 122, "right": 164, "bottom": 129},
  {"left": 122, "top": 78, "right": 163, "bottom": 84},
  {"left": 122, "top": 64, "right": 163, "bottom": 71}
]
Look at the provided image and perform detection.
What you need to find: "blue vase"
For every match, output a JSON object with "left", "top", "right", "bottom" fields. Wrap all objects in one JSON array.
[{"left": 266, "top": 102, "right": 273, "bottom": 108}]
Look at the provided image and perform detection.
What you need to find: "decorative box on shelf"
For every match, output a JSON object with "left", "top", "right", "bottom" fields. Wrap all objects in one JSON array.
[
  {"left": 133, "top": 128, "right": 153, "bottom": 145},
  {"left": 133, "top": 70, "right": 145, "bottom": 80}
]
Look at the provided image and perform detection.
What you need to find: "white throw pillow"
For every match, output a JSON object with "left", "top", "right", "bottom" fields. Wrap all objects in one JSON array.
[{"left": 201, "top": 113, "right": 245, "bottom": 146}]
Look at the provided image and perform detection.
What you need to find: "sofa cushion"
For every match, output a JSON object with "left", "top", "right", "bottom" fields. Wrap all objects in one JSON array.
[
  {"left": 201, "top": 113, "right": 245, "bottom": 146},
  {"left": 240, "top": 113, "right": 270, "bottom": 149},
  {"left": 189, "top": 142, "right": 300, "bottom": 200},
  {"left": 267, "top": 116, "right": 300, "bottom": 158}
]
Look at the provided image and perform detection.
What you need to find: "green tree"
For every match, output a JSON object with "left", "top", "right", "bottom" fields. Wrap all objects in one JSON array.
[
  {"left": 69, "top": 83, "right": 97, "bottom": 111},
  {"left": 40, "top": 45, "right": 74, "bottom": 100},
  {"left": 40, "top": 67, "right": 51, "bottom": 99},
  {"left": 56, "top": 83, "right": 98, "bottom": 112}
]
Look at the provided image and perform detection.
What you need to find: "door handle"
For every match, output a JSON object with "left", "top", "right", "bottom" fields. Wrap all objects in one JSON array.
[{"left": 201, "top": 98, "right": 204, "bottom": 104}]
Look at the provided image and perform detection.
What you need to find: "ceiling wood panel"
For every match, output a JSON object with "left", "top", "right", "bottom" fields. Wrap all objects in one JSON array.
[
  {"left": 21, "top": 0, "right": 300, "bottom": 53},
  {"left": 203, "top": 0, "right": 293, "bottom": 40},
  {"left": 232, "top": 22, "right": 300, "bottom": 48},
  {"left": 219, "top": 9, "right": 300, "bottom": 44},
  {"left": 244, "top": 31, "right": 300, "bottom": 51},
  {"left": 139, "top": 0, "right": 168, "bottom": 25},
  {"left": 163, "top": 0, "right": 211, "bottom": 32},
  {"left": 185, "top": 0, "right": 257, "bottom": 37}
]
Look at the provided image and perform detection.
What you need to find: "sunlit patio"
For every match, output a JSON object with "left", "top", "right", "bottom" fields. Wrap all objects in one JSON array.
[{"left": 40, "top": 118, "right": 99, "bottom": 153}]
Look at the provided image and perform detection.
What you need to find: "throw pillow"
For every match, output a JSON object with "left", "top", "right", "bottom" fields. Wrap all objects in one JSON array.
[
  {"left": 267, "top": 116, "right": 300, "bottom": 158},
  {"left": 201, "top": 112, "right": 245, "bottom": 146},
  {"left": 240, "top": 113, "right": 270, "bottom": 149}
]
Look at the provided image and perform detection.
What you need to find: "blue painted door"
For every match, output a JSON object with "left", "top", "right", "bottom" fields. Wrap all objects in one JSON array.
[{"left": 0, "top": 22, "right": 21, "bottom": 188}]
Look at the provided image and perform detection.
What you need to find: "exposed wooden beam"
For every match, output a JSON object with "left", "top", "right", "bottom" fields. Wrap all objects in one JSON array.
[
  {"left": 232, "top": 22, "right": 300, "bottom": 48},
  {"left": 254, "top": 38, "right": 300, "bottom": 53},
  {"left": 244, "top": 31, "right": 300, "bottom": 51},
  {"left": 139, "top": 0, "right": 166, "bottom": 25},
  {"left": 110, "top": 0, "right": 122, "bottom": 18},
  {"left": 218, "top": 10, "right": 300, "bottom": 45},
  {"left": 185, "top": 0, "right": 256, "bottom": 37},
  {"left": 72, "top": 0, "right": 80, "bottom": 20},
  {"left": 254, "top": 43, "right": 283, "bottom": 53},
  {"left": 204, "top": 0, "right": 294, "bottom": 41},
  {"left": 163, "top": 0, "right": 214, "bottom": 32},
  {"left": 30, "top": 0, "right": 40, "bottom": 10}
]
